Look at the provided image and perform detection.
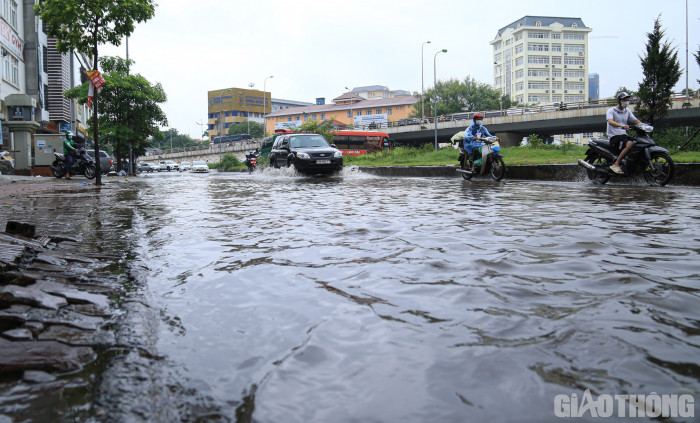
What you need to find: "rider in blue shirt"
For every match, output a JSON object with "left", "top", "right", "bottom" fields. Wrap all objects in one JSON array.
[{"left": 463, "top": 113, "right": 494, "bottom": 172}]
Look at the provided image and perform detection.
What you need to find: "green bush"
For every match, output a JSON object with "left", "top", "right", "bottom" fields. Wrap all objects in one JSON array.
[
  {"left": 526, "top": 134, "right": 544, "bottom": 148},
  {"left": 654, "top": 126, "right": 699, "bottom": 152},
  {"left": 214, "top": 153, "right": 245, "bottom": 171}
]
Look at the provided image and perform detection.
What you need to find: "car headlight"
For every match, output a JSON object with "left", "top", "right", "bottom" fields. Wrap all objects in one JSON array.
[
  {"left": 334, "top": 151, "right": 343, "bottom": 158},
  {"left": 297, "top": 152, "right": 310, "bottom": 159}
]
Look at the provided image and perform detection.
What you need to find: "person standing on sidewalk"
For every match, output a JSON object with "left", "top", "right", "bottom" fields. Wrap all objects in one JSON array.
[
  {"left": 606, "top": 92, "right": 641, "bottom": 174},
  {"left": 63, "top": 131, "right": 77, "bottom": 180}
]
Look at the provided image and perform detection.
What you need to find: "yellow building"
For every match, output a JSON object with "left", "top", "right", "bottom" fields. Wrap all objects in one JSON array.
[
  {"left": 264, "top": 92, "right": 418, "bottom": 133},
  {"left": 207, "top": 88, "right": 271, "bottom": 141}
]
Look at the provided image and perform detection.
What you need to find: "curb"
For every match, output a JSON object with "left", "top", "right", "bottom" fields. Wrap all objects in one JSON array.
[{"left": 359, "top": 163, "right": 700, "bottom": 186}]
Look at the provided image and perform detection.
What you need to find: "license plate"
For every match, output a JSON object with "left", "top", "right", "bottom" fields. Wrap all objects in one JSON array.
[{"left": 317, "top": 159, "right": 331, "bottom": 164}]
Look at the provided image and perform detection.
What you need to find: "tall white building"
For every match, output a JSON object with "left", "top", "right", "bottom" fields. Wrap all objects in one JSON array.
[{"left": 490, "top": 16, "right": 592, "bottom": 105}]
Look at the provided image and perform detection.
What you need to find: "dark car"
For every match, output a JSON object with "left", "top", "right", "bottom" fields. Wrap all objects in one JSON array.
[
  {"left": 270, "top": 133, "right": 343, "bottom": 174},
  {"left": 397, "top": 117, "right": 420, "bottom": 126}
]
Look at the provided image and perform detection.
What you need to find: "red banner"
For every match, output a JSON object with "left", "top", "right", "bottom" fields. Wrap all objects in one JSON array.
[{"left": 86, "top": 70, "right": 105, "bottom": 90}]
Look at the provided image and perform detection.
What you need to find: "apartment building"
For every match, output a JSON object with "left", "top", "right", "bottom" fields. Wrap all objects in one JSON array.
[{"left": 490, "top": 16, "right": 592, "bottom": 105}]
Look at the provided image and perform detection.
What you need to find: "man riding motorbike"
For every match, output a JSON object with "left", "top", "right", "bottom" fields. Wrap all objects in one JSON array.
[
  {"left": 464, "top": 113, "right": 497, "bottom": 173},
  {"left": 62, "top": 131, "right": 77, "bottom": 180},
  {"left": 606, "top": 92, "right": 641, "bottom": 175}
]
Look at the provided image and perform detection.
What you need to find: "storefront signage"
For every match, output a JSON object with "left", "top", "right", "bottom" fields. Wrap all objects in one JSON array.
[{"left": 0, "top": 20, "right": 24, "bottom": 60}]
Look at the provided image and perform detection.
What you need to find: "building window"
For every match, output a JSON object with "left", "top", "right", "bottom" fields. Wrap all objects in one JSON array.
[
  {"left": 224, "top": 123, "right": 229, "bottom": 129},
  {"left": 366, "top": 109, "right": 372, "bottom": 115},
  {"left": 528, "top": 32, "right": 549, "bottom": 39},
  {"left": 515, "top": 82, "right": 523, "bottom": 91},
  {"left": 208, "top": 124, "right": 214, "bottom": 130},
  {"left": 4, "top": 0, "right": 18, "bottom": 29},
  {"left": 563, "top": 33, "right": 584, "bottom": 40},
  {"left": 565, "top": 70, "right": 585, "bottom": 78},
  {"left": 551, "top": 44, "right": 561, "bottom": 52},
  {"left": 528, "top": 69, "right": 549, "bottom": 77},
  {"left": 565, "top": 82, "right": 585, "bottom": 91},
  {"left": 515, "top": 69, "right": 524, "bottom": 79},
  {"left": 564, "top": 95, "right": 585, "bottom": 102},
  {"left": 571, "top": 23, "right": 578, "bottom": 28},
  {"left": 321, "top": 113, "right": 326, "bottom": 120},
  {"left": 552, "top": 70, "right": 562, "bottom": 78},
  {"left": 552, "top": 82, "right": 562, "bottom": 90},
  {"left": 355, "top": 110, "right": 361, "bottom": 116},
  {"left": 312, "top": 114, "right": 317, "bottom": 120},
  {"left": 528, "top": 82, "right": 549, "bottom": 90},
  {"left": 528, "top": 43, "right": 549, "bottom": 52},
  {"left": 535, "top": 21, "right": 542, "bottom": 26},
  {"left": 495, "top": 53, "right": 502, "bottom": 62},
  {"left": 347, "top": 110, "right": 352, "bottom": 118},
  {"left": 515, "top": 57, "right": 523, "bottom": 66},
  {"left": 515, "top": 44, "right": 523, "bottom": 54},
  {"left": 528, "top": 56, "right": 549, "bottom": 64},
  {"left": 564, "top": 57, "right": 585, "bottom": 66},
  {"left": 515, "top": 33, "right": 523, "bottom": 41},
  {"left": 376, "top": 108, "right": 382, "bottom": 114},
  {"left": 287, "top": 117, "right": 292, "bottom": 121},
  {"left": 552, "top": 57, "right": 562, "bottom": 64},
  {"left": 552, "top": 33, "right": 561, "bottom": 39},
  {"left": 505, "top": 39, "right": 511, "bottom": 46},
  {"left": 387, "top": 108, "right": 392, "bottom": 115}
]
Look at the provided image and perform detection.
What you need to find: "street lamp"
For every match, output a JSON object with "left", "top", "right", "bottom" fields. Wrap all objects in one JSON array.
[
  {"left": 238, "top": 92, "right": 250, "bottom": 135},
  {"left": 421, "top": 41, "right": 431, "bottom": 121},
  {"left": 264, "top": 75, "right": 273, "bottom": 134},
  {"left": 433, "top": 49, "right": 447, "bottom": 151},
  {"left": 219, "top": 88, "right": 232, "bottom": 162}
]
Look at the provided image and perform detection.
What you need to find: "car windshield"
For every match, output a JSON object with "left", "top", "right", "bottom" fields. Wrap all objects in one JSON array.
[
  {"left": 193, "top": 161, "right": 206, "bottom": 165},
  {"left": 181, "top": 162, "right": 191, "bottom": 165},
  {"left": 290, "top": 135, "right": 329, "bottom": 149}
]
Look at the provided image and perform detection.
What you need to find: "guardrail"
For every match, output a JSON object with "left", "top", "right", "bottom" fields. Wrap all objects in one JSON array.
[
  {"left": 147, "top": 139, "right": 262, "bottom": 158},
  {"left": 341, "top": 93, "right": 698, "bottom": 131}
]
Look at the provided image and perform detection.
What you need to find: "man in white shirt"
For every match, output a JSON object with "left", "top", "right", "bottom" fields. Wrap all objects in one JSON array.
[{"left": 606, "top": 92, "right": 641, "bottom": 174}]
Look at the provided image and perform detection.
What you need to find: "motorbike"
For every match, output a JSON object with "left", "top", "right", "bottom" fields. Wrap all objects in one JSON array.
[
  {"left": 50, "top": 147, "right": 97, "bottom": 180},
  {"left": 245, "top": 150, "right": 258, "bottom": 173},
  {"left": 577, "top": 123, "right": 674, "bottom": 186},
  {"left": 456, "top": 136, "right": 506, "bottom": 181}
]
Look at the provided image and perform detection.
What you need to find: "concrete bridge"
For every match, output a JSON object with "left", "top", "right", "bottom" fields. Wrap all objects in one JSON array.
[
  {"left": 385, "top": 98, "right": 700, "bottom": 147},
  {"left": 144, "top": 140, "right": 262, "bottom": 164}
]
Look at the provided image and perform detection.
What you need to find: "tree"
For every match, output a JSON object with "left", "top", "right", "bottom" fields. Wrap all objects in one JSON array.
[
  {"left": 65, "top": 57, "right": 167, "bottom": 171},
  {"left": 696, "top": 44, "right": 700, "bottom": 85},
  {"left": 412, "top": 76, "right": 514, "bottom": 118},
  {"left": 295, "top": 120, "right": 335, "bottom": 144},
  {"left": 228, "top": 121, "right": 265, "bottom": 138},
  {"left": 634, "top": 16, "right": 682, "bottom": 125},
  {"left": 35, "top": 0, "right": 156, "bottom": 185}
]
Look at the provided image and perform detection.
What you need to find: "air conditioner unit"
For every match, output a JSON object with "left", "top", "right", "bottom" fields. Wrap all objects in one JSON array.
[
  {"left": 546, "top": 78, "right": 549, "bottom": 80},
  {"left": 579, "top": 66, "right": 583, "bottom": 68},
  {"left": 579, "top": 78, "right": 583, "bottom": 81},
  {"left": 545, "top": 64, "right": 549, "bottom": 67},
  {"left": 564, "top": 52, "right": 568, "bottom": 55},
  {"left": 564, "top": 65, "right": 568, "bottom": 68},
  {"left": 546, "top": 90, "right": 549, "bottom": 93},
  {"left": 579, "top": 90, "right": 583, "bottom": 93},
  {"left": 564, "top": 78, "right": 567, "bottom": 80},
  {"left": 579, "top": 52, "right": 584, "bottom": 56},
  {"left": 564, "top": 90, "right": 568, "bottom": 93}
]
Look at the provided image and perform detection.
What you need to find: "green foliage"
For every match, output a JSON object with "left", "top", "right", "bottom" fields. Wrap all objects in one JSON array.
[
  {"left": 654, "top": 126, "right": 700, "bottom": 151},
  {"left": 64, "top": 56, "right": 168, "bottom": 161},
  {"left": 635, "top": 17, "right": 683, "bottom": 125},
  {"left": 157, "top": 128, "right": 200, "bottom": 150},
  {"left": 214, "top": 153, "right": 245, "bottom": 171},
  {"left": 228, "top": 121, "right": 264, "bottom": 138},
  {"left": 526, "top": 134, "right": 544, "bottom": 148},
  {"left": 296, "top": 120, "right": 335, "bottom": 144},
  {"left": 35, "top": 0, "right": 156, "bottom": 59},
  {"left": 411, "top": 76, "right": 514, "bottom": 118}
]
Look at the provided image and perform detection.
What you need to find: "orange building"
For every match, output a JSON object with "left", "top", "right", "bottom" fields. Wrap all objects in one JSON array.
[{"left": 264, "top": 92, "right": 418, "bottom": 133}]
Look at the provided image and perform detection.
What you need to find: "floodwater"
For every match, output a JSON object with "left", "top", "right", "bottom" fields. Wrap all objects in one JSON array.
[{"left": 3, "top": 168, "right": 700, "bottom": 422}]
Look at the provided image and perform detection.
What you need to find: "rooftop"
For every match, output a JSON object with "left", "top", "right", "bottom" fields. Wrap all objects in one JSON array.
[
  {"left": 266, "top": 95, "right": 418, "bottom": 117},
  {"left": 496, "top": 16, "right": 589, "bottom": 36}
]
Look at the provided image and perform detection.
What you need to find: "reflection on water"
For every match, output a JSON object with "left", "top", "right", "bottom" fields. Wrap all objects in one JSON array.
[{"left": 132, "top": 170, "right": 699, "bottom": 422}]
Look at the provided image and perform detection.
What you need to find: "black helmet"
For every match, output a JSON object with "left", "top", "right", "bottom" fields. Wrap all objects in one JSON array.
[{"left": 617, "top": 92, "right": 632, "bottom": 101}]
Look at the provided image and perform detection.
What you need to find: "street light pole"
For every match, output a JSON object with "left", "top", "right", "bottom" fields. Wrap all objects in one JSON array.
[
  {"left": 421, "top": 41, "right": 431, "bottom": 121},
  {"left": 264, "top": 75, "right": 274, "bottom": 135},
  {"left": 219, "top": 88, "right": 232, "bottom": 162},
  {"left": 433, "top": 49, "right": 447, "bottom": 151}
]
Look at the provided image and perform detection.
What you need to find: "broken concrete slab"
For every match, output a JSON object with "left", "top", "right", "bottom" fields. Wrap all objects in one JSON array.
[
  {"left": 0, "top": 305, "right": 106, "bottom": 331},
  {"left": 0, "top": 284, "right": 68, "bottom": 309}
]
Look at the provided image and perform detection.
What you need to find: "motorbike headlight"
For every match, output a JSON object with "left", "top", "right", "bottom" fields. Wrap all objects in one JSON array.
[
  {"left": 334, "top": 151, "right": 343, "bottom": 158},
  {"left": 297, "top": 152, "right": 310, "bottom": 159}
]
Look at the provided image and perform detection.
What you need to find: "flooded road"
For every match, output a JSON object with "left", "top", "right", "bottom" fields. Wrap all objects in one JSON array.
[
  {"left": 1, "top": 169, "right": 698, "bottom": 422},
  {"left": 129, "top": 169, "right": 699, "bottom": 422}
]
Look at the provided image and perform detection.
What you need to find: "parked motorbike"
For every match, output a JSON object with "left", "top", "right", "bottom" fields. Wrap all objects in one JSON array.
[
  {"left": 245, "top": 150, "right": 258, "bottom": 173},
  {"left": 50, "top": 147, "right": 97, "bottom": 180},
  {"left": 578, "top": 123, "right": 674, "bottom": 186},
  {"left": 456, "top": 136, "right": 506, "bottom": 181}
]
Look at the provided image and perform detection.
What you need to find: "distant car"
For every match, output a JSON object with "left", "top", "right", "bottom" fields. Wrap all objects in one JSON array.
[
  {"left": 86, "top": 150, "right": 114, "bottom": 174},
  {"left": 179, "top": 161, "right": 192, "bottom": 171},
  {"left": 159, "top": 160, "right": 179, "bottom": 171},
  {"left": 191, "top": 161, "right": 209, "bottom": 173},
  {"left": 137, "top": 162, "right": 154, "bottom": 172},
  {"left": 397, "top": 117, "right": 420, "bottom": 126},
  {"left": 269, "top": 133, "right": 343, "bottom": 175}
]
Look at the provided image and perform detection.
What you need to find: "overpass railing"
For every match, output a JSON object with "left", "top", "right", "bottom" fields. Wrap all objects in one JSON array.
[{"left": 342, "top": 92, "right": 698, "bottom": 131}]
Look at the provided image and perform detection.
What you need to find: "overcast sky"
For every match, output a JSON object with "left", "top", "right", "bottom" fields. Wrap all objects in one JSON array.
[{"left": 99, "top": 0, "right": 699, "bottom": 139}]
